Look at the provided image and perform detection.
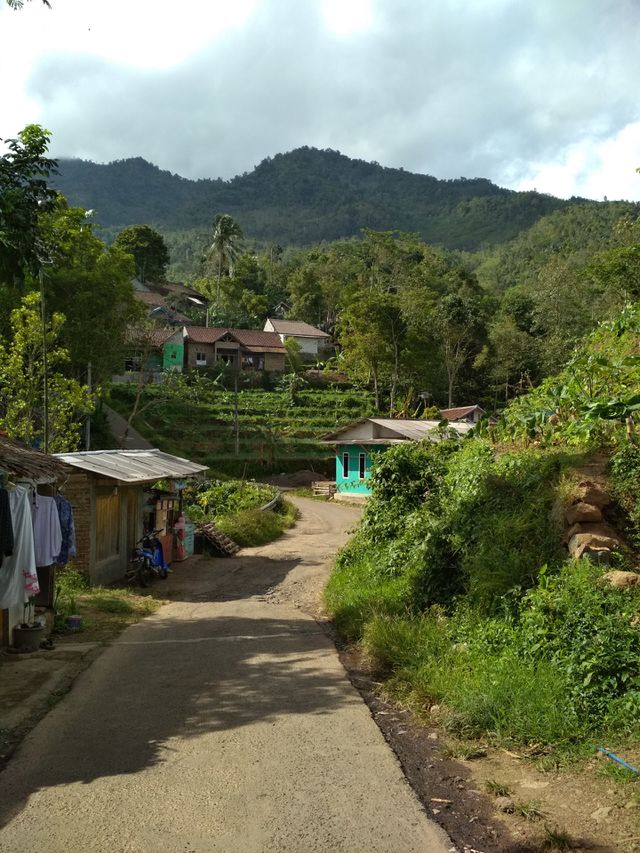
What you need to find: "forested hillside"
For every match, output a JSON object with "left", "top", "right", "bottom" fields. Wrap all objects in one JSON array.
[{"left": 52, "top": 147, "right": 578, "bottom": 251}]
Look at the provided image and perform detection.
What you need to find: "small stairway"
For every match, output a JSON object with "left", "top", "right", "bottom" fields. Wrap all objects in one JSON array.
[{"left": 196, "top": 523, "right": 240, "bottom": 556}]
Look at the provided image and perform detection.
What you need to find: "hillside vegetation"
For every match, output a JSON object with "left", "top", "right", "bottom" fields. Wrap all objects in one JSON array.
[
  {"left": 108, "top": 382, "right": 375, "bottom": 477},
  {"left": 52, "top": 147, "right": 578, "bottom": 251},
  {"left": 326, "top": 305, "right": 640, "bottom": 754}
]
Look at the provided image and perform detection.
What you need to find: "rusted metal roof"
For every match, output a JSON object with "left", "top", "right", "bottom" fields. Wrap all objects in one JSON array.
[
  {"left": 439, "top": 405, "right": 485, "bottom": 421},
  {"left": 0, "top": 434, "right": 71, "bottom": 482},
  {"left": 54, "top": 449, "right": 208, "bottom": 484}
]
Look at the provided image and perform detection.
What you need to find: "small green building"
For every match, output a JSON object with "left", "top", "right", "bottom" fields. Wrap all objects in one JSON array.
[{"left": 323, "top": 418, "right": 473, "bottom": 498}]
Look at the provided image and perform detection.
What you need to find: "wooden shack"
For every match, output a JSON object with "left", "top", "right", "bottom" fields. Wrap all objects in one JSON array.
[{"left": 54, "top": 449, "right": 208, "bottom": 585}]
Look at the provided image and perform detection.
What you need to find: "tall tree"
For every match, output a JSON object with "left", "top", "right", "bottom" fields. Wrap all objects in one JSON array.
[
  {"left": 208, "top": 214, "right": 243, "bottom": 306},
  {"left": 41, "top": 200, "right": 141, "bottom": 381},
  {"left": 113, "top": 224, "right": 170, "bottom": 283},
  {"left": 0, "top": 292, "right": 92, "bottom": 452},
  {"left": 0, "top": 124, "right": 57, "bottom": 289}
]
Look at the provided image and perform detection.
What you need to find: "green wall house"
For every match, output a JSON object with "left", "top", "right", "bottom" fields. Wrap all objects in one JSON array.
[{"left": 323, "top": 418, "right": 473, "bottom": 499}]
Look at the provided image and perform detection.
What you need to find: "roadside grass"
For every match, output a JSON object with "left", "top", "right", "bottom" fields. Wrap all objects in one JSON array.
[
  {"left": 55, "top": 568, "right": 162, "bottom": 644},
  {"left": 216, "top": 499, "right": 298, "bottom": 547}
]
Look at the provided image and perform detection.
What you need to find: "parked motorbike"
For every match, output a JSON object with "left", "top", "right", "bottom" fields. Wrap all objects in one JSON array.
[{"left": 126, "top": 528, "right": 170, "bottom": 587}]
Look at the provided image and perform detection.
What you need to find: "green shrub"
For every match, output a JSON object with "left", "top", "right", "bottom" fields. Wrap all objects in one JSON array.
[
  {"left": 216, "top": 500, "right": 297, "bottom": 547},
  {"left": 517, "top": 560, "right": 640, "bottom": 720}
]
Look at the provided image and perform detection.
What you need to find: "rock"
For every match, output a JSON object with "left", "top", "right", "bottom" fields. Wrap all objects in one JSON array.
[
  {"left": 601, "top": 570, "right": 640, "bottom": 589},
  {"left": 495, "top": 796, "right": 515, "bottom": 813},
  {"left": 568, "top": 525, "right": 623, "bottom": 558},
  {"left": 574, "top": 481, "right": 611, "bottom": 508},
  {"left": 590, "top": 805, "right": 612, "bottom": 822},
  {"left": 565, "top": 502, "right": 603, "bottom": 525}
]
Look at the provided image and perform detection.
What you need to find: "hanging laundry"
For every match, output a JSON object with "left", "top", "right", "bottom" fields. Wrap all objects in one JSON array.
[
  {"left": 30, "top": 492, "right": 62, "bottom": 568},
  {"left": 54, "top": 494, "right": 76, "bottom": 566},
  {"left": 0, "top": 487, "right": 14, "bottom": 567},
  {"left": 0, "top": 486, "right": 37, "bottom": 608}
]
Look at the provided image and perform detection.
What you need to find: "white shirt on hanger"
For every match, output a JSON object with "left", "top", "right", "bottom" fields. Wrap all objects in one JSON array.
[{"left": 0, "top": 486, "right": 38, "bottom": 609}]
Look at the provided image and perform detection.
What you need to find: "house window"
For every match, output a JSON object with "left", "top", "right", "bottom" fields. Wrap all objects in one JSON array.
[
  {"left": 195, "top": 351, "right": 207, "bottom": 366},
  {"left": 342, "top": 452, "right": 349, "bottom": 479},
  {"left": 359, "top": 453, "right": 366, "bottom": 479}
]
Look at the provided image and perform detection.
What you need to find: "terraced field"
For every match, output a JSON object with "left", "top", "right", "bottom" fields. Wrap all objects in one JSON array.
[{"left": 108, "top": 385, "right": 376, "bottom": 476}]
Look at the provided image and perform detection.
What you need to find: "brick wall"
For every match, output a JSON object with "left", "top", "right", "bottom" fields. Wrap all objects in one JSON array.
[{"left": 63, "top": 472, "right": 92, "bottom": 577}]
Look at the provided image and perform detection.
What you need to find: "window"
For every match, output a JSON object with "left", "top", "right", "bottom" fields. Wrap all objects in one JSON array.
[
  {"left": 359, "top": 453, "right": 366, "bottom": 479},
  {"left": 195, "top": 351, "right": 207, "bottom": 366},
  {"left": 342, "top": 452, "right": 349, "bottom": 479}
]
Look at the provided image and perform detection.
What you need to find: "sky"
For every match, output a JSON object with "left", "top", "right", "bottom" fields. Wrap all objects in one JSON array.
[{"left": 1, "top": 0, "right": 640, "bottom": 201}]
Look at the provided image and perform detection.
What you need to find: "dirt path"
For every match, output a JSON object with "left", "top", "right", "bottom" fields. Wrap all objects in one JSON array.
[{"left": 0, "top": 498, "right": 452, "bottom": 853}]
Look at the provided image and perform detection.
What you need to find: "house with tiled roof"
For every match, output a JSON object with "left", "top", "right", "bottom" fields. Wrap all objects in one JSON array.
[
  {"left": 264, "top": 318, "right": 331, "bottom": 358},
  {"left": 133, "top": 279, "right": 208, "bottom": 326},
  {"left": 438, "top": 404, "right": 486, "bottom": 424},
  {"left": 183, "top": 327, "right": 286, "bottom": 373}
]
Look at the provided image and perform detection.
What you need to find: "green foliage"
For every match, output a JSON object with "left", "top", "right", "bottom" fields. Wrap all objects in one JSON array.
[
  {"left": 500, "top": 303, "right": 640, "bottom": 446},
  {"left": 216, "top": 500, "right": 297, "bottom": 547},
  {"left": 52, "top": 147, "right": 571, "bottom": 251},
  {"left": 517, "top": 560, "right": 640, "bottom": 720},
  {"left": 113, "top": 224, "right": 170, "bottom": 282},
  {"left": 608, "top": 444, "right": 640, "bottom": 546},
  {"left": 108, "top": 383, "right": 375, "bottom": 476},
  {"left": 183, "top": 478, "right": 276, "bottom": 522},
  {"left": 0, "top": 292, "right": 94, "bottom": 451},
  {"left": 327, "top": 431, "right": 640, "bottom": 747},
  {"left": 0, "top": 124, "right": 57, "bottom": 287}
]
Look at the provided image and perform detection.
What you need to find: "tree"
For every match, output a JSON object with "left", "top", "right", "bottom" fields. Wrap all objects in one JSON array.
[
  {"left": 208, "top": 214, "right": 243, "bottom": 306},
  {"left": 113, "top": 224, "right": 170, "bottom": 283},
  {"left": 41, "top": 200, "right": 141, "bottom": 381},
  {"left": 0, "top": 292, "right": 92, "bottom": 451},
  {"left": 0, "top": 124, "right": 57, "bottom": 289}
]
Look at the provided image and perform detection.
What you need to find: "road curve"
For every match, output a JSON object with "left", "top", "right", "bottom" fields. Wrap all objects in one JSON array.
[{"left": 0, "top": 497, "right": 452, "bottom": 853}]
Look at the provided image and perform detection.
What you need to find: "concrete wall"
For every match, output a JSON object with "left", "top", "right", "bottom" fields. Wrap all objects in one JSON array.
[{"left": 335, "top": 444, "right": 385, "bottom": 495}]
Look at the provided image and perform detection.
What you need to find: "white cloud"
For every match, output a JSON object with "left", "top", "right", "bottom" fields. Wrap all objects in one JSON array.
[{"left": 1, "top": 0, "right": 640, "bottom": 200}]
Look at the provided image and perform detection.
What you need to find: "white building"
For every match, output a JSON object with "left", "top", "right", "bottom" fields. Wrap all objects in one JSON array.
[{"left": 263, "top": 319, "right": 331, "bottom": 358}]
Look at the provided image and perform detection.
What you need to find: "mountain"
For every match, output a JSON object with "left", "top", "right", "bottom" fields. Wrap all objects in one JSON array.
[{"left": 52, "top": 146, "right": 588, "bottom": 251}]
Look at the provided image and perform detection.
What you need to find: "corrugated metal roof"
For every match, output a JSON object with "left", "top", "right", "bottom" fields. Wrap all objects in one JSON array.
[
  {"left": 54, "top": 449, "right": 208, "bottom": 483},
  {"left": 322, "top": 418, "right": 473, "bottom": 443},
  {"left": 266, "top": 319, "right": 330, "bottom": 338}
]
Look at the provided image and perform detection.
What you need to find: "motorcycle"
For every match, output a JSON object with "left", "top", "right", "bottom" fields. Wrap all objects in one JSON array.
[{"left": 126, "top": 528, "right": 170, "bottom": 587}]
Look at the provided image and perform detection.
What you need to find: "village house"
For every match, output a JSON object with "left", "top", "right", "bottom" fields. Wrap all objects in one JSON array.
[
  {"left": 133, "top": 279, "right": 208, "bottom": 326},
  {"left": 54, "top": 449, "right": 208, "bottom": 586},
  {"left": 183, "top": 326, "right": 287, "bottom": 373},
  {"left": 263, "top": 318, "right": 331, "bottom": 359},
  {"left": 322, "top": 418, "right": 473, "bottom": 500},
  {"left": 113, "top": 328, "right": 185, "bottom": 383},
  {"left": 439, "top": 404, "right": 486, "bottom": 423}
]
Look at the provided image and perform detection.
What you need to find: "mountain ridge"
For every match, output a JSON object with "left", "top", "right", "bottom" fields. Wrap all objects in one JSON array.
[{"left": 51, "top": 146, "right": 591, "bottom": 250}]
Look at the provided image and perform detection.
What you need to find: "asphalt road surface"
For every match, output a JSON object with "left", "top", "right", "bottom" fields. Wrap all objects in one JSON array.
[{"left": 0, "top": 498, "right": 452, "bottom": 853}]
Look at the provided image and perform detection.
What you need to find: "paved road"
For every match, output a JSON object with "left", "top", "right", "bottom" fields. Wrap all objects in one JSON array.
[{"left": 0, "top": 498, "right": 452, "bottom": 853}]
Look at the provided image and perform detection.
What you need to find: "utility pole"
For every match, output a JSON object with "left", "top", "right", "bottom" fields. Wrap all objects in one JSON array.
[
  {"left": 234, "top": 359, "right": 240, "bottom": 455},
  {"left": 85, "top": 361, "right": 92, "bottom": 450},
  {"left": 39, "top": 270, "right": 49, "bottom": 454}
]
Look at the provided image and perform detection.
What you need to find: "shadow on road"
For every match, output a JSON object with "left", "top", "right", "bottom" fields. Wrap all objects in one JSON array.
[
  {"left": 0, "top": 606, "right": 354, "bottom": 829},
  {"left": 162, "top": 553, "right": 300, "bottom": 603}
]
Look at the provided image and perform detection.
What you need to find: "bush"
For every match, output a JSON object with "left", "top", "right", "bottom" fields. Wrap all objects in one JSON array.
[{"left": 216, "top": 500, "right": 297, "bottom": 547}]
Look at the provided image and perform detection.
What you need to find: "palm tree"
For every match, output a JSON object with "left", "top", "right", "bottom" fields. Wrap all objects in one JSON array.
[{"left": 208, "top": 214, "right": 243, "bottom": 309}]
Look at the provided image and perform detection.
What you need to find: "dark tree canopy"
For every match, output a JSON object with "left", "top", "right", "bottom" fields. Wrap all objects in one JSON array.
[
  {"left": 113, "top": 224, "right": 170, "bottom": 282},
  {"left": 0, "top": 124, "right": 58, "bottom": 285}
]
